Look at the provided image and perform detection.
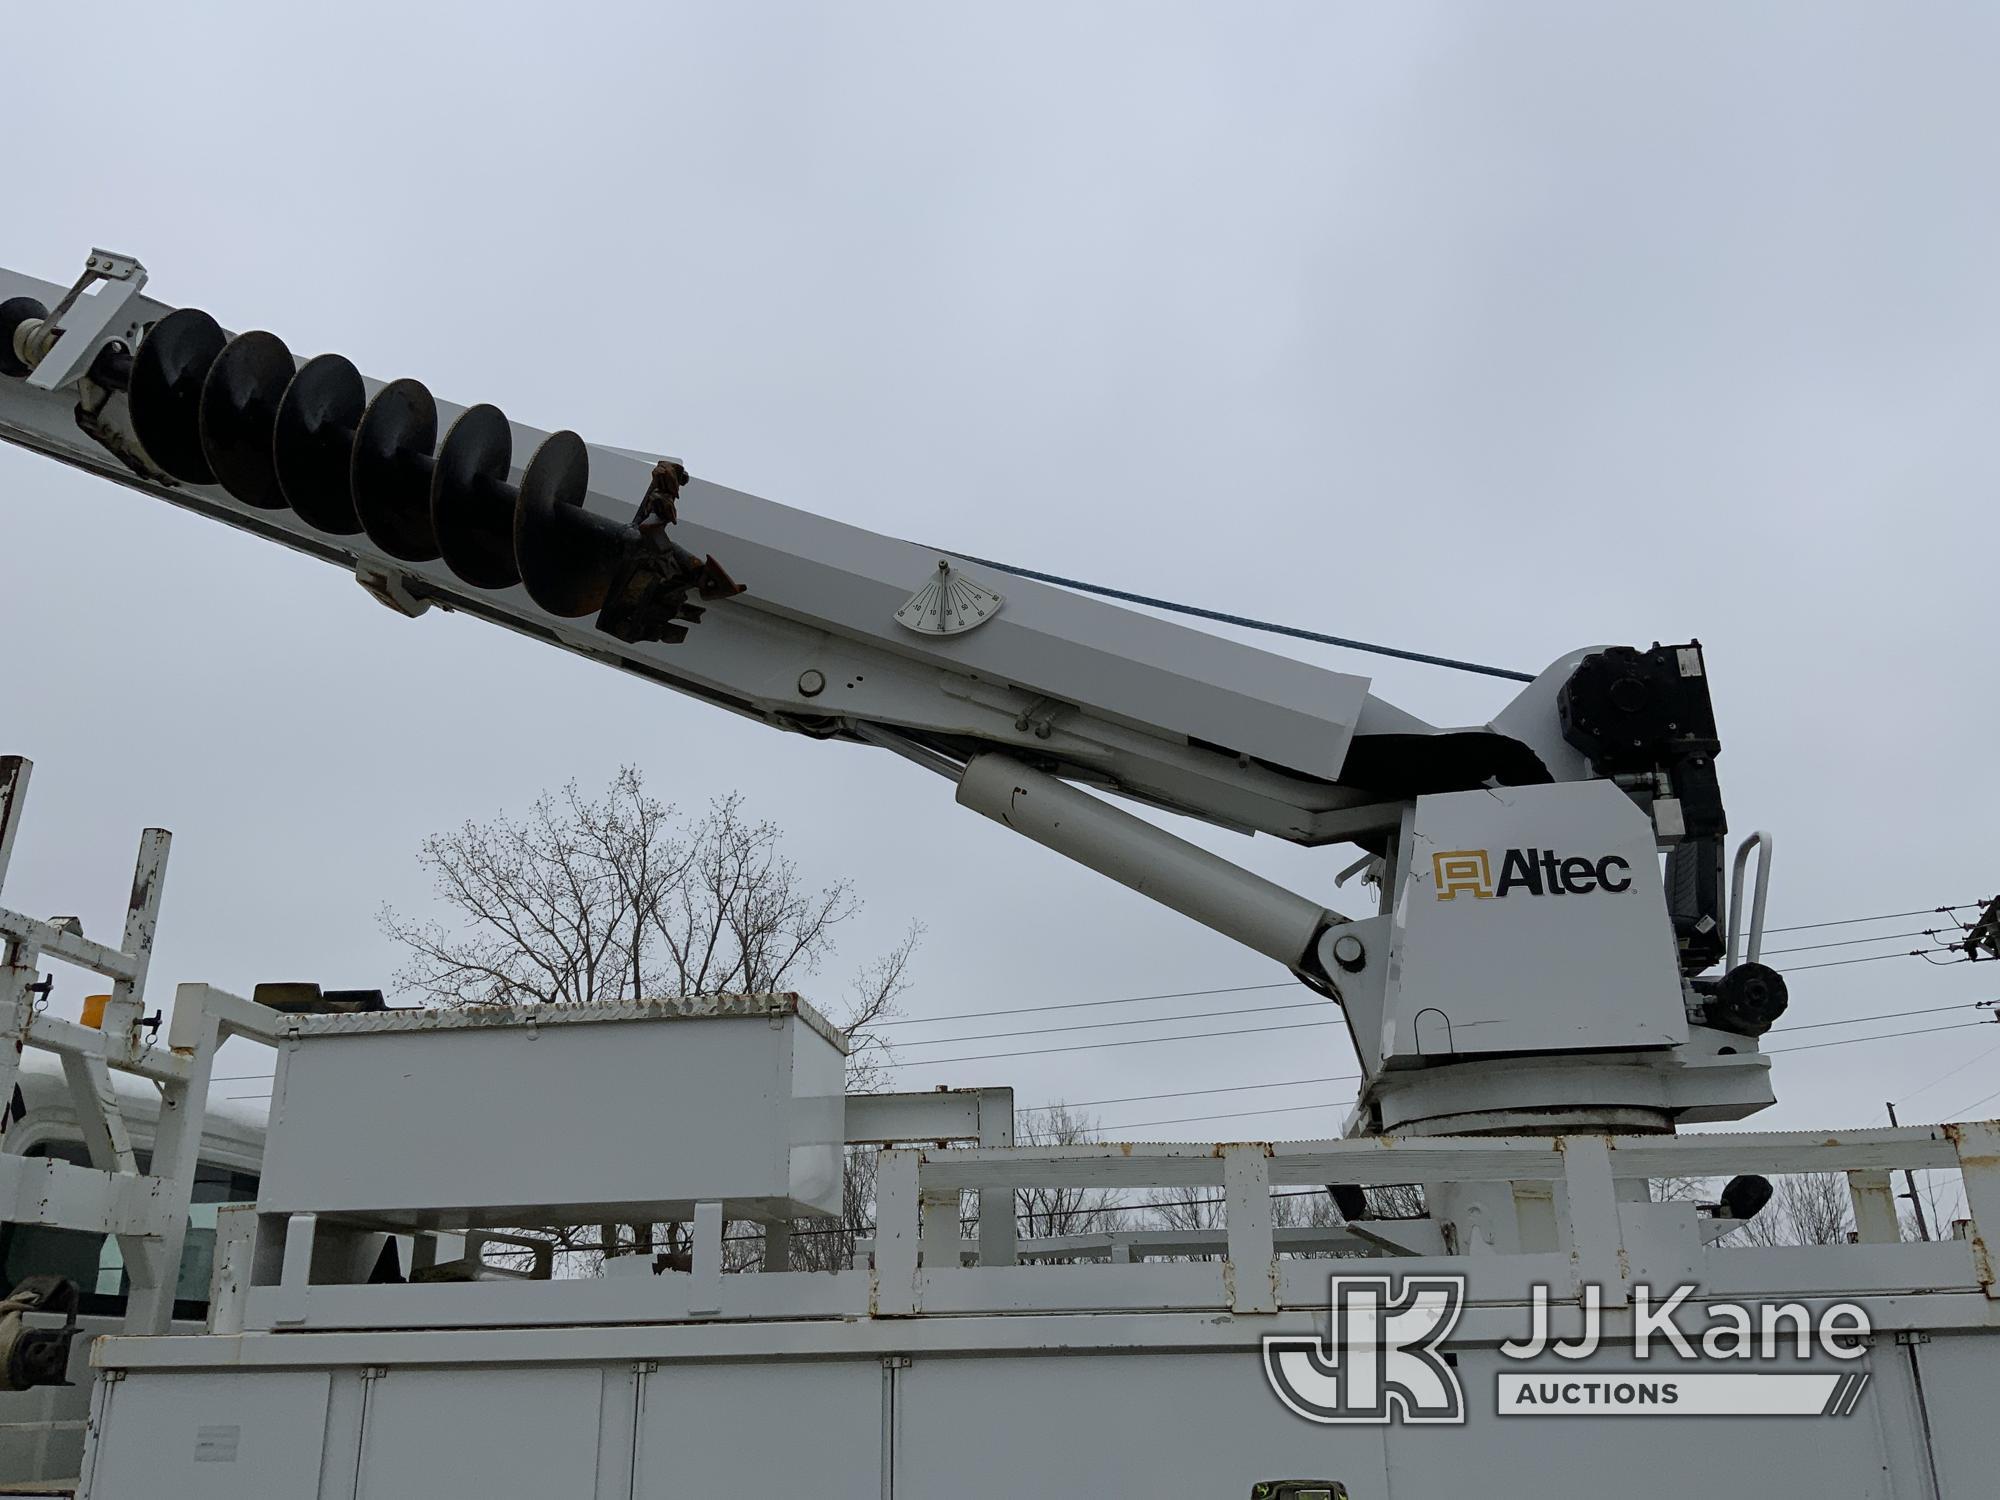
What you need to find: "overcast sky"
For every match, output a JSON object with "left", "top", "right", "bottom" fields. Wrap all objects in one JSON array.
[{"left": 2, "top": 3, "right": 1995, "bottom": 1141}]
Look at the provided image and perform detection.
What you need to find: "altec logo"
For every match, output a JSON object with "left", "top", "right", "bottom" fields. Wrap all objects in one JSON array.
[{"left": 1432, "top": 848, "right": 1632, "bottom": 901}]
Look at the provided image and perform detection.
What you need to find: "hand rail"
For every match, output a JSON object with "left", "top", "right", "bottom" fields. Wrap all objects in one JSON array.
[{"left": 1728, "top": 830, "right": 1775, "bottom": 969}]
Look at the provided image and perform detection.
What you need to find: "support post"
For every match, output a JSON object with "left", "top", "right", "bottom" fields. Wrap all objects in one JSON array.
[
  {"left": 0, "top": 756, "right": 33, "bottom": 1120},
  {"left": 873, "top": 1149, "right": 920, "bottom": 1316},
  {"left": 920, "top": 1187, "right": 960, "bottom": 1268},
  {"left": 763, "top": 1219, "right": 791, "bottom": 1272},
  {"left": 689, "top": 1202, "right": 723, "bottom": 1315},
  {"left": 0, "top": 757, "right": 28, "bottom": 892},
  {"left": 976, "top": 1088, "right": 1018, "bottom": 1268},
  {"left": 1848, "top": 1169, "right": 1902, "bottom": 1245},
  {"left": 1562, "top": 1135, "right": 1627, "bottom": 1307},
  {"left": 275, "top": 1213, "right": 319, "bottom": 1327},
  {"left": 1223, "top": 1143, "right": 1276, "bottom": 1313},
  {"left": 101, "top": 828, "right": 169, "bottom": 1060},
  {"left": 208, "top": 1204, "right": 257, "bottom": 1336},
  {"left": 124, "top": 984, "right": 222, "bottom": 1334},
  {"left": 1949, "top": 1121, "right": 2000, "bottom": 1298}
]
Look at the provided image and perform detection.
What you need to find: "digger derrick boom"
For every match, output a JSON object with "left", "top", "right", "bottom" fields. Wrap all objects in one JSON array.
[
  {"left": 0, "top": 253, "right": 1577, "bottom": 841},
  {"left": 1, "top": 249, "right": 1744, "bottom": 1030}
]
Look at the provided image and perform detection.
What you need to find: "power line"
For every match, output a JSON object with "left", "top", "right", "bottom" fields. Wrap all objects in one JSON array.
[
  {"left": 1027, "top": 1002, "right": 1995, "bottom": 1125},
  {"left": 1765, "top": 1019, "right": 1994, "bottom": 1056},
  {"left": 1950, "top": 1081, "right": 2000, "bottom": 1120},
  {"left": 1096, "top": 1099, "right": 1352, "bottom": 1135},
  {"left": 1005, "top": 1001, "right": 1988, "bottom": 1127},
  {"left": 1771, "top": 1001, "right": 1989, "bottom": 1035},
  {"left": 894, "top": 998, "right": 1326, "bottom": 1048},
  {"left": 945, "top": 551, "right": 1536, "bottom": 683},
  {"left": 1760, "top": 903, "right": 1983, "bottom": 936},
  {"left": 1897, "top": 1037, "right": 2000, "bottom": 1108},
  {"left": 1760, "top": 929, "right": 1956, "bottom": 958},
  {"left": 883, "top": 1017, "right": 1342, "bottom": 1070},
  {"left": 877, "top": 980, "right": 1298, "bottom": 1028},
  {"left": 1015, "top": 1074, "right": 1359, "bottom": 1115},
  {"left": 880, "top": 903, "right": 1984, "bottom": 1035},
  {"left": 887, "top": 948, "right": 1954, "bottom": 1046},
  {"left": 1784, "top": 950, "right": 1943, "bottom": 973}
]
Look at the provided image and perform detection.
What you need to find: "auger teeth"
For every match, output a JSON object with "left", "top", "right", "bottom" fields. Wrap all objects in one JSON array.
[
  {"left": 431, "top": 403, "right": 523, "bottom": 591},
  {"left": 198, "top": 331, "right": 295, "bottom": 509},
  {"left": 98, "top": 301, "right": 736, "bottom": 642},
  {"left": 516, "top": 429, "right": 631, "bottom": 618},
  {"left": 128, "top": 307, "right": 226, "bottom": 484},
  {"left": 352, "top": 378, "right": 443, "bottom": 563},
  {"left": 272, "top": 353, "right": 366, "bottom": 535}
]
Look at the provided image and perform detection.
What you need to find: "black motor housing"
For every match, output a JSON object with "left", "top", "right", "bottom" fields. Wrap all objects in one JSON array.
[
  {"left": 1694, "top": 962, "right": 1790, "bottom": 1038},
  {"left": 1561, "top": 641, "right": 1729, "bottom": 973}
]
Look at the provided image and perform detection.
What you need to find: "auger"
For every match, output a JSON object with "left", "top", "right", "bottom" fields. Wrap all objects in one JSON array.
[{"left": 3, "top": 271, "right": 740, "bottom": 646}]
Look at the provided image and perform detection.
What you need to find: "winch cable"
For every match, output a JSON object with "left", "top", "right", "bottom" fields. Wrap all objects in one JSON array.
[{"left": 941, "top": 550, "right": 1538, "bottom": 683}]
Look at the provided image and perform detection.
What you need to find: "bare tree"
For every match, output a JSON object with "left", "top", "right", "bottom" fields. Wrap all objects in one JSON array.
[
  {"left": 379, "top": 769, "right": 919, "bottom": 1074},
  {"left": 1656, "top": 1173, "right": 1856, "bottom": 1246},
  {"left": 1902, "top": 1169, "right": 1967, "bottom": 1243},
  {"left": 1736, "top": 1173, "right": 1854, "bottom": 1247},
  {"left": 1145, "top": 1183, "right": 1348, "bottom": 1262},
  {"left": 1014, "top": 1105, "right": 1120, "bottom": 1248},
  {"left": 1272, "top": 1189, "right": 1348, "bottom": 1261},
  {"left": 379, "top": 770, "right": 921, "bottom": 1276},
  {"left": 1149, "top": 1184, "right": 1224, "bottom": 1233},
  {"left": 783, "top": 1147, "right": 883, "bottom": 1273}
]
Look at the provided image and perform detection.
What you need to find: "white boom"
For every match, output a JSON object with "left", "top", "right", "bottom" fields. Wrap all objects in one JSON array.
[{"left": 0, "top": 249, "right": 1771, "bottom": 1134}]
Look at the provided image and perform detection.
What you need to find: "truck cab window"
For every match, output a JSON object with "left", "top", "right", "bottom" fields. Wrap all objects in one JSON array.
[{"left": 0, "top": 1141, "right": 258, "bottom": 1320}]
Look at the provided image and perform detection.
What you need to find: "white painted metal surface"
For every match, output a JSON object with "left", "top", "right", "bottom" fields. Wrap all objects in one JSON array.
[
  {"left": 1385, "top": 781, "right": 1684, "bottom": 1060},
  {"left": 68, "top": 1116, "right": 2000, "bottom": 1498},
  {"left": 258, "top": 995, "right": 848, "bottom": 1227},
  {"left": 0, "top": 262, "right": 1411, "bottom": 823}
]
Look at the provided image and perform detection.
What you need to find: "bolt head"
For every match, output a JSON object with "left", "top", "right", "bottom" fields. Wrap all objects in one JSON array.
[
  {"left": 797, "top": 668, "right": 826, "bottom": 698},
  {"left": 1331, "top": 933, "right": 1367, "bottom": 973}
]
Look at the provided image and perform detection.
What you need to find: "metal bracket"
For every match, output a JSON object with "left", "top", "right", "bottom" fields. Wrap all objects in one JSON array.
[
  {"left": 1011, "top": 695, "right": 1063, "bottom": 740},
  {"left": 595, "top": 460, "right": 743, "bottom": 646},
  {"left": 25, "top": 250, "right": 149, "bottom": 393},
  {"left": 354, "top": 566, "right": 433, "bottom": 620}
]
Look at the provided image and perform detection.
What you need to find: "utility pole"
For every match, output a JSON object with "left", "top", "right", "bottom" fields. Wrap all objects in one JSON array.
[{"left": 1885, "top": 1101, "right": 1932, "bottom": 1242}]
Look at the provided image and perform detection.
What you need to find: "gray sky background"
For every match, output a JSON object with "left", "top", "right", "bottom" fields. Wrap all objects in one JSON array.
[{"left": 2, "top": 3, "right": 1995, "bottom": 1139}]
